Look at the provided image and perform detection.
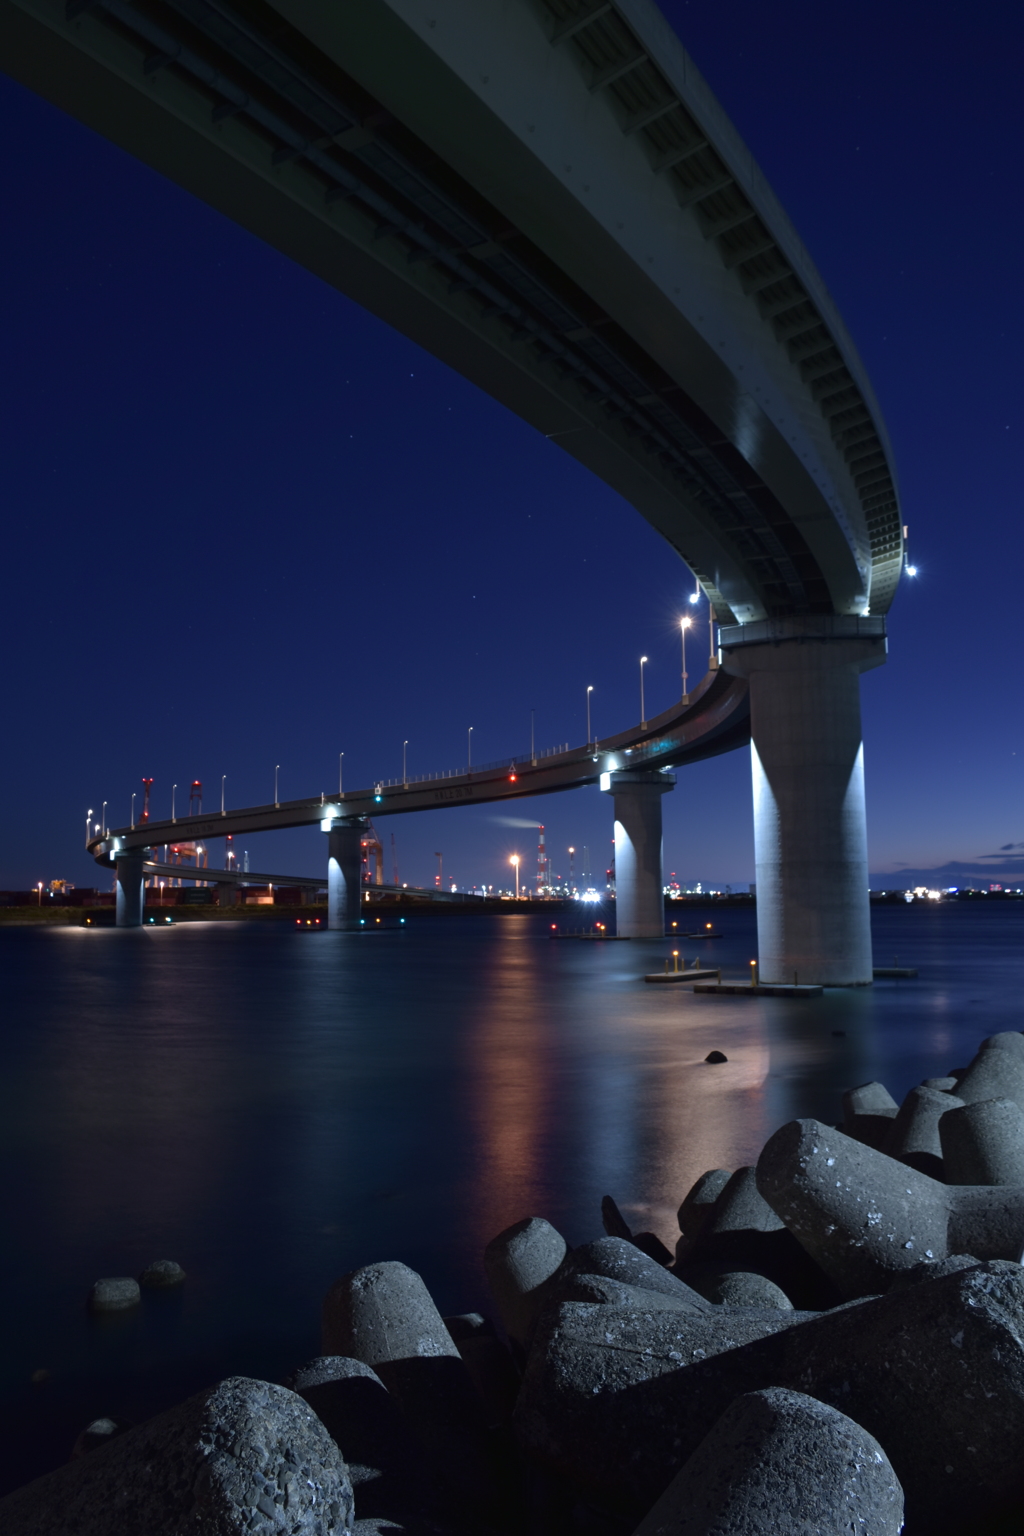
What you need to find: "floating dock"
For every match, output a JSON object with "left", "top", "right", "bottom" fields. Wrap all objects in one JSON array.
[
  {"left": 873, "top": 966, "right": 918, "bottom": 978},
  {"left": 645, "top": 967, "right": 721, "bottom": 984},
  {"left": 694, "top": 981, "right": 823, "bottom": 998}
]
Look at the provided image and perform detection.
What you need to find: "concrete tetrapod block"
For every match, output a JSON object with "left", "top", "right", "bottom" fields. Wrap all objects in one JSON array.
[
  {"left": 483, "top": 1216, "right": 568, "bottom": 1351},
  {"left": 756, "top": 1119, "right": 1024, "bottom": 1297},
  {"left": 514, "top": 1297, "right": 814, "bottom": 1518},
  {"left": 841, "top": 1081, "right": 899, "bottom": 1151},
  {"left": 443, "top": 1313, "right": 521, "bottom": 1428},
  {"left": 321, "top": 1261, "right": 494, "bottom": 1513},
  {"left": 0, "top": 1376, "right": 353, "bottom": 1535},
  {"left": 675, "top": 1167, "right": 837, "bottom": 1309},
  {"left": 549, "top": 1237, "right": 712, "bottom": 1313},
  {"left": 284, "top": 1356, "right": 449, "bottom": 1534},
  {"left": 87, "top": 1276, "right": 140, "bottom": 1312},
  {"left": 940, "top": 1096, "right": 1024, "bottom": 1185},
  {"left": 882, "top": 1084, "right": 964, "bottom": 1178},
  {"left": 676, "top": 1169, "right": 732, "bottom": 1238},
  {"left": 680, "top": 1266, "right": 794, "bottom": 1309},
  {"left": 953, "top": 1042, "right": 1024, "bottom": 1112},
  {"left": 629, "top": 1387, "right": 904, "bottom": 1536},
  {"left": 514, "top": 1261, "right": 1024, "bottom": 1530}
]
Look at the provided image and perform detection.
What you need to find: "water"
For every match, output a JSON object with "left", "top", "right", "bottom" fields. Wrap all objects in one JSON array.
[{"left": 0, "top": 901, "right": 1021, "bottom": 1493}]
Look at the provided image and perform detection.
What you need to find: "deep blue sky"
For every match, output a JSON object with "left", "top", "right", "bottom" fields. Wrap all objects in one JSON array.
[{"left": 1, "top": 1, "right": 1021, "bottom": 892}]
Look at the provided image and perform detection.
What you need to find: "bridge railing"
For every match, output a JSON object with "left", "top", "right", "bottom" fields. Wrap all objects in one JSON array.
[{"left": 373, "top": 741, "right": 574, "bottom": 788}]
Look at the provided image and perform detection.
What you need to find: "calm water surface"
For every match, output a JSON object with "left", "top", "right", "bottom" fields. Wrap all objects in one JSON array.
[{"left": 1, "top": 903, "right": 1021, "bottom": 1492}]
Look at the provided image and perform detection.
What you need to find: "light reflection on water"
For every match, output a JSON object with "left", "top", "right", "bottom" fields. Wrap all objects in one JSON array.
[{"left": 0, "top": 902, "right": 1021, "bottom": 1491}]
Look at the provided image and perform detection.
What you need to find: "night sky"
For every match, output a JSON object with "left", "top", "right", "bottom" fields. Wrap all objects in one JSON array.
[{"left": 1, "top": 1, "right": 1021, "bottom": 894}]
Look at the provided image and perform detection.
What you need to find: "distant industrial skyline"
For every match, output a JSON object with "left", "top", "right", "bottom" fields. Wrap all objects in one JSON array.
[{"left": 1, "top": 1, "right": 1021, "bottom": 892}]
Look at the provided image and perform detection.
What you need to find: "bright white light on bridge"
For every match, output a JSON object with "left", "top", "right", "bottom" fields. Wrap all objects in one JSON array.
[
  {"left": 688, "top": 591, "right": 699, "bottom": 604},
  {"left": 906, "top": 564, "right": 918, "bottom": 577}
]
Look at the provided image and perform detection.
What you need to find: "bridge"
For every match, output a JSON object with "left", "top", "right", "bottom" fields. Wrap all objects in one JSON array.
[
  {"left": 11, "top": 0, "right": 903, "bottom": 981},
  {"left": 88, "top": 664, "right": 755, "bottom": 934}
]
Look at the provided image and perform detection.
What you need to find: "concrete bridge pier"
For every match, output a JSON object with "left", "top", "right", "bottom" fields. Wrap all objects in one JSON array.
[
  {"left": 721, "top": 619, "right": 887, "bottom": 986},
  {"left": 603, "top": 770, "right": 675, "bottom": 938},
  {"left": 325, "top": 820, "right": 365, "bottom": 931},
  {"left": 115, "top": 850, "right": 146, "bottom": 927}
]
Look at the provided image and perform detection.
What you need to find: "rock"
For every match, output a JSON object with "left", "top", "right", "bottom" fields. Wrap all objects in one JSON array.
[
  {"left": 704, "top": 1050, "right": 727, "bottom": 1064},
  {"left": 514, "top": 1260, "right": 1024, "bottom": 1530},
  {"left": 677, "top": 1170, "right": 731, "bottom": 1239},
  {"left": 675, "top": 1167, "right": 836, "bottom": 1310},
  {"left": 321, "top": 1261, "right": 494, "bottom": 1511},
  {"left": 443, "top": 1314, "right": 521, "bottom": 1428},
  {"left": 841, "top": 1081, "right": 898, "bottom": 1150},
  {"left": 483, "top": 1217, "right": 568, "bottom": 1351},
  {"left": 601, "top": 1195, "right": 632, "bottom": 1240},
  {"left": 953, "top": 1042, "right": 1024, "bottom": 1113},
  {"left": 284, "top": 1355, "right": 445, "bottom": 1533},
  {"left": 882, "top": 1084, "right": 963, "bottom": 1177},
  {"left": 756, "top": 1118, "right": 1024, "bottom": 1297},
  {"left": 0, "top": 1376, "right": 353, "bottom": 1534},
  {"left": 629, "top": 1387, "right": 904, "bottom": 1535},
  {"left": 139, "top": 1259, "right": 185, "bottom": 1288},
  {"left": 70, "top": 1418, "right": 129, "bottom": 1458},
  {"left": 680, "top": 1266, "right": 793, "bottom": 1310},
  {"left": 940, "top": 1097, "right": 1024, "bottom": 1185},
  {"left": 87, "top": 1277, "right": 140, "bottom": 1312}
]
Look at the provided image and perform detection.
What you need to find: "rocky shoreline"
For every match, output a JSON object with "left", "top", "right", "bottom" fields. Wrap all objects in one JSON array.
[{"left": 5, "top": 1030, "right": 1024, "bottom": 1534}]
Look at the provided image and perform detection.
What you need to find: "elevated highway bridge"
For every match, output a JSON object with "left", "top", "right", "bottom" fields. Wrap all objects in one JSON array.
[{"left": 13, "top": 0, "right": 904, "bottom": 981}]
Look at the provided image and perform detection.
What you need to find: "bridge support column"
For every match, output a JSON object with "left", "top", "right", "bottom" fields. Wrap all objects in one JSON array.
[
  {"left": 217, "top": 881, "right": 239, "bottom": 909},
  {"left": 325, "top": 820, "right": 364, "bottom": 931},
  {"left": 721, "top": 620, "right": 886, "bottom": 985},
  {"left": 115, "top": 851, "right": 145, "bottom": 927},
  {"left": 603, "top": 770, "right": 674, "bottom": 938}
]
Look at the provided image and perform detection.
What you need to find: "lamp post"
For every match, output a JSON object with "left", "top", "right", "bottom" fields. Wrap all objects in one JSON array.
[
  {"left": 131, "top": 792, "right": 136, "bottom": 829},
  {"left": 403, "top": 740, "right": 408, "bottom": 786},
  {"left": 680, "top": 616, "right": 691, "bottom": 700},
  {"left": 339, "top": 753, "right": 344, "bottom": 796},
  {"left": 85, "top": 809, "right": 92, "bottom": 846},
  {"left": 101, "top": 801, "right": 107, "bottom": 837},
  {"left": 511, "top": 854, "right": 520, "bottom": 899},
  {"left": 569, "top": 846, "right": 575, "bottom": 890},
  {"left": 639, "top": 656, "right": 648, "bottom": 728},
  {"left": 37, "top": 882, "right": 43, "bottom": 906},
  {"left": 709, "top": 605, "right": 717, "bottom": 668},
  {"left": 586, "top": 685, "right": 593, "bottom": 745},
  {"left": 171, "top": 785, "right": 177, "bottom": 823},
  {"left": 221, "top": 776, "right": 226, "bottom": 816},
  {"left": 467, "top": 726, "right": 473, "bottom": 772},
  {"left": 274, "top": 765, "right": 280, "bottom": 807}
]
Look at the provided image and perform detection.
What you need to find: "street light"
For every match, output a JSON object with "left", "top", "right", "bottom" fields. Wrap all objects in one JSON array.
[
  {"left": 171, "top": 784, "right": 177, "bottom": 823},
  {"left": 511, "top": 854, "right": 520, "bottom": 899},
  {"left": 639, "top": 656, "right": 648, "bottom": 727},
  {"left": 403, "top": 740, "right": 408, "bottom": 785},
  {"left": 221, "top": 776, "right": 226, "bottom": 816},
  {"left": 131, "top": 792, "right": 136, "bottom": 829},
  {"left": 569, "top": 846, "right": 575, "bottom": 889},
  {"left": 37, "top": 882, "right": 43, "bottom": 906},
  {"left": 586, "top": 685, "right": 594, "bottom": 745},
  {"left": 275, "top": 764, "right": 280, "bottom": 807},
  {"left": 708, "top": 605, "right": 717, "bottom": 668},
  {"left": 101, "top": 801, "right": 107, "bottom": 837},
  {"left": 468, "top": 726, "right": 473, "bottom": 772},
  {"left": 85, "top": 808, "right": 92, "bottom": 846},
  {"left": 339, "top": 752, "right": 344, "bottom": 796},
  {"left": 680, "top": 616, "right": 692, "bottom": 700}
]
